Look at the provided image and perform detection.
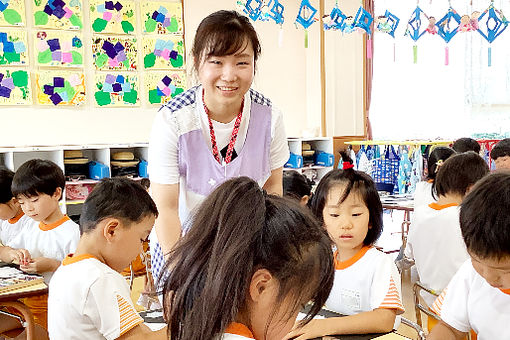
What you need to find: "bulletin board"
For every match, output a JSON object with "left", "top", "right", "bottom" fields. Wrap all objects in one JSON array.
[{"left": 0, "top": 0, "right": 186, "bottom": 108}]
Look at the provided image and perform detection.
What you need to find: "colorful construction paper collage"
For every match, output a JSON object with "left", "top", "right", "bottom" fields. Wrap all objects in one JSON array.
[
  {"left": 90, "top": 0, "right": 135, "bottom": 34},
  {"left": 36, "top": 71, "right": 85, "bottom": 106},
  {"left": 0, "top": 0, "right": 25, "bottom": 26},
  {"left": 92, "top": 35, "right": 136, "bottom": 71},
  {"left": 0, "top": 68, "right": 30, "bottom": 104},
  {"left": 94, "top": 72, "right": 138, "bottom": 106},
  {"left": 142, "top": 2, "right": 183, "bottom": 34},
  {"left": 0, "top": 30, "right": 27, "bottom": 65},
  {"left": 33, "top": 0, "right": 83, "bottom": 30},
  {"left": 142, "top": 36, "right": 184, "bottom": 69},
  {"left": 145, "top": 71, "right": 185, "bottom": 105},
  {"left": 35, "top": 31, "right": 83, "bottom": 66}
]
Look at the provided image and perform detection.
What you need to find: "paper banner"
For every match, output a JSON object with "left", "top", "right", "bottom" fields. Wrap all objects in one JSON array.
[
  {"left": 142, "top": 36, "right": 184, "bottom": 69},
  {"left": 36, "top": 71, "right": 85, "bottom": 106},
  {"left": 94, "top": 72, "right": 139, "bottom": 106},
  {"left": 32, "top": 0, "right": 83, "bottom": 30},
  {"left": 141, "top": 2, "right": 183, "bottom": 34},
  {"left": 92, "top": 35, "right": 137, "bottom": 71},
  {"left": 90, "top": 0, "right": 135, "bottom": 34},
  {"left": 35, "top": 31, "right": 83, "bottom": 67},
  {"left": 144, "top": 71, "right": 185, "bottom": 105},
  {"left": 0, "top": 0, "right": 25, "bottom": 26},
  {"left": 0, "top": 30, "right": 28, "bottom": 65},
  {"left": 0, "top": 68, "right": 31, "bottom": 105}
]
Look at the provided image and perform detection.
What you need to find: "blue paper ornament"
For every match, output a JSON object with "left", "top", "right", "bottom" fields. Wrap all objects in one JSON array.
[
  {"left": 379, "top": 10, "right": 400, "bottom": 38},
  {"left": 243, "top": 0, "right": 264, "bottom": 21},
  {"left": 295, "top": 0, "right": 317, "bottom": 29},
  {"left": 265, "top": 0, "right": 284, "bottom": 25},
  {"left": 405, "top": 6, "right": 427, "bottom": 42},
  {"left": 354, "top": 6, "right": 373, "bottom": 34},
  {"left": 324, "top": 5, "right": 347, "bottom": 30},
  {"left": 477, "top": 4, "right": 508, "bottom": 43},
  {"left": 436, "top": 7, "right": 461, "bottom": 43}
]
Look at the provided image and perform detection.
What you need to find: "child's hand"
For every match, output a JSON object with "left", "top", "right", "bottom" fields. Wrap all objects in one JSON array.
[
  {"left": 7, "top": 248, "right": 32, "bottom": 265},
  {"left": 283, "top": 319, "right": 333, "bottom": 340},
  {"left": 20, "top": 257, "right": 60, "bottom": 273}
]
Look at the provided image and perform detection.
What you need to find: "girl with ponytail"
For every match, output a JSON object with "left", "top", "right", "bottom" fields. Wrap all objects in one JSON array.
[
  {"left": 162, "top": 176, "right": 334, "bottom": 340},
  {"left": 285, "top": 151, "right": 404, "bottom": 339}
]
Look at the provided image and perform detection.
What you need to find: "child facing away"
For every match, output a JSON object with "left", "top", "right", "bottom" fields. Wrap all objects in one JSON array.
[
  {"left": 490, "top": 138, "right": 510, "bottom": 170},
  {"left": 285, "top": 152, "right": 404, "bottom": 339},
  {"left": 283, "top": 170, "right": 312, "bottom": 206},
  {"left": 48, "top": 177, "right": 167, "bottom": 339},
  {"left": 452, "top": 138, "right": 480, "bottom": 154},
  {"left": 405, "top": 153, "right": 489, "bottom": 313},
  {"left": 413, "top": 146, "right": 455, "bottom": 209},
  {"left": 428, "top": 172, "right": 510, "bottom": 340},
  {"left": 161, "top": 176, "right": 335, "bottom": 340}
]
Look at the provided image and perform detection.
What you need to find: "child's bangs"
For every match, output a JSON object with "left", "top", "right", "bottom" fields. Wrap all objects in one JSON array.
[{"left": 203, "top": 30, "right": 250, "bottom": 59}]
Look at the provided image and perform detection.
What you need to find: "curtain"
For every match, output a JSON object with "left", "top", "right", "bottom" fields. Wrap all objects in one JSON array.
[{"left": 365, "top": 0, "right": 374, "bottom": 139}]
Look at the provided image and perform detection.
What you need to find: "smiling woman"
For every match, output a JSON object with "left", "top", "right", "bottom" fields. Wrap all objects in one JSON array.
[{"left": 147, "top": 10, "right": 290, "bottom": 287}]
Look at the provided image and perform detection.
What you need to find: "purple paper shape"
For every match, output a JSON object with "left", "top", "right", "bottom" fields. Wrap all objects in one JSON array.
[
  {"left": 53, "top": 6, "right": 66, "bottom": 19},
  {"left": 1, "top": 77, "right": 14, "bottom": 90},
  {"left": 52, "top": 50, "right": 62, "bottom": 61},
  {"left": 54, "top": 0, "right": 65, "bottom": 8},
  {"left": 152, "top": 11, "right": 159, "bottom": 20},
  {"left": 53, "top": 77, "right": 65, "bottom": 87},
  {"left": 105, "top": 74, "right": 116, "bottom": 84},
  {"left": 112, "top": 83, "right": 122, "bottom": 92},
  {"left": 169, "top": 50, "right": 178, "bottom": 60},
  {"left": 154, "top": 49, "right": 162, "bottom": 57},
  {"left": 116, "top": 50, "right": 126, "bottom": 62},
  {"left": 114, "top": 2, "right": 123, "bottom": 11},
  {"left": 50, "top": 93, "right": 63, "bottom": 105},
  {"left": 105, "top": 1, "right": 114, "bottom": 10},
  {"left": 102, "top": 41, "right": 117, "bottom": 59},
  {"left": 162, "top": 75, "right": 171, "bottom": 86},
  {"left": 43, "top": 84, "right": 54, "bottom": 95},
  {"left": 47, "top": 38, "right": 61, "bottom": 52},
  {"left": 113, "top": 42, "right": 124, "bottom": 53},
  {"left": 44, "top": 5, "right": 54, "bottom": 15},
  {"left": 163, "top": 17, "right": 171, "bottom": 27},
  {"left": 0, "top": 73, "right": 3, "bottom": 82},
  {"left": 0, "top": 86, "right": 11, "bottom": 98}
]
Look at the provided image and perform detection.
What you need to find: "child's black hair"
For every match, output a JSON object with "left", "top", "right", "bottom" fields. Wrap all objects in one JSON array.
[
  {"left": 11, "top": 159, "right": 65, "bottom": 200},
  {"left": 283, "top": 170, "right": 312, "bottom": 201},
  {"left": 162, "top": 176, "right": 334, "bottom": 340},
  {"left": 452, "top": 137, "right": 481, "bottom": 154},
  {"left": 80, "top": 177, "right": 158, "bottom": 234},
  {"left": 433, "top": 152, "right": 489, "bottom": 199},
  {"left": 308, "top": 151, "right": 383, "bottom": 246},
  {"left": 426, "top": 146, "right": 456, "bottom": 181},
  {"left": 0, "top": 166, "right": 15, "bottom": 204},
  {"left": 140, "top": 178, "right": 150, "bottom": 191},
  {"left": 490, "top": 138, "right": 510, "bottom": 160},
  {"left": 460, "top": 172, "right": 510, "bottom": 259}
]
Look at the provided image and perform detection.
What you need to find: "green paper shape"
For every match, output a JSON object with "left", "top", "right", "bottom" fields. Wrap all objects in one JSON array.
[
  {"left": 170, "top": 54, "right": 184, "bottom": 68},
  {"left": 122, "top": 59, "right": 130, "bottom": 69},
  {"left": 95, "top": 91, "right": 111, "bottom": 106},
  {"left": 69, "top": 14, "right": 83, "bottom": 28},
  {"left": 123, "top": 89, "right": 137, "bottom": 104},
  {"left": 145, "top": 18, "right": 156, "bottom": 32},
  {"left": 173, "top": 87, "right": 184, "bottom": 97},
  {"left": 121, "top": 20, "right": 134, "bottom": 34},
  {"left": 169, "top": 17, "right": 178, "bottom": 32},
  {"left": 38, "top": 49, "right": 52, "bottom": 64},
  {"left": 92, "top": 18, "right": 108, "bottom": 32},
  {"left": 0, "top": 56, "right": 6, "bottom": 65},
  {"left": 12, "top": 70, "right": 28, "bottom": 87},
  {"left": 144, "top": 53, "right": 156, "bottom": 68},
  {"left": 64, "top": 82, "right": 76, "bottom": 100},
  {"left": 148, "top": 89, "right": 161, "bottom": 104},
  {"left": 71, "top": 51, "right": 82, "bottom": 65},
  {"left": 95, "top": 53, "right": 108, "bottom": 68},
  {"left": 3, "top": 9, "right": 22, "bottom": 25},
  {"left": 34, "top": 11, "right": 49, "bottom": 26},
  {"left": 4, "top": 52, "right": 20, "bottom": 63}
]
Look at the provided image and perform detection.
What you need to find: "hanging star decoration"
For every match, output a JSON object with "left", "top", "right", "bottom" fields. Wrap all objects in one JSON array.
[
  {"left": 405, "top": 6, "right": 428, "bottom": 42},
  {"left": 376, "top": 10, "right": 400, "bottom": 38},
  {"left": 476, "top": 3, "right": 509, "bottom": 43},
  {"left": 323, "top": 4, "right": 347, "bottom": 30},
  {"left": 436, "top": 6, "right": 462, "bottom": 43},
  {"left": 354, "top": 6, "right": 373, "bottom": 34},
  {"left": 243, "top": 0, "right": 264, "bottom": 21},
  {"left": 295, "top": 0, "right": 317, "bottom": 29}
]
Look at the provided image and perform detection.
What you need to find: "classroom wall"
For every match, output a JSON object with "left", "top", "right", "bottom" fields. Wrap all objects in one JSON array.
[{"left": 0, "top": 0, "right": 364, "bottom": 147}]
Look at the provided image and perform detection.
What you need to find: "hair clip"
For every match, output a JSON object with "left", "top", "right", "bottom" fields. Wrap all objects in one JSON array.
[{"left": 343, "top": 162, "right": 354, "bottom": 170}]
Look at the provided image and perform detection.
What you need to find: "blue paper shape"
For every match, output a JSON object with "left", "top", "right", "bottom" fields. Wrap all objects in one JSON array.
[
  {"left": 121, "top": 82, "right": 131, "bottom": 92},
  {"left": 0, "top": 85, "right": 11, "bottom": 98},
  {"left": 156, "top": 13, "right": 165, "bottom": 23},
  {"left": 0, "top": 32, "right": 7, "bottom": 43},
  {"left": 436, "top": 7, "right": 461, "bottom": 43},
  {"left": 156, "top": 87, "right": 165, "bottom": 96},
  {"left": 266, "top": 0, "right": 284, "bottom": 25},
  {"left": 0, "top": 2, "right": 8, "bottom": 12},
  {"left": 477, "top": 5, "right": 509, "bottom": 43},
  {"left": 164, "top": 40, "right": 174, "bottom": 51},
  {"left": 47, "top": 38, "right": 60, "bottom": 52},
  {"left": 13, "top": 41, "right": 26, "bottom": 53},
  {"left": 406, "top": 6, "right": 427, "bottom": 42},
  {"left": 244, "top": 0, "right": 264, "bottom": 21},
  {"left": 115, "top": 75, "right": 124, "bottom": 83},
  {"left": 2, "top": 41, "right": 14, "bottom": 53},
  {"left": 158, "top": 6, "right": 167, "bottom": 15},
  {"left": 54, "top": 77, "right": 64, "bottom": 87},
  {"left": 103, "top": 82, "right": 113, "bottom": 92},
  {"left": 58, "top": 90, "right": 69, "bottom": 102},
  {"left": 324, "top": 6, "right": 346, "bottom": 30},
  {"left": 354, "top": 6, "right": 373, "bottom": 34},
  {"left": 154, "top": 39, "right": 165, "bottom": 51},
  {"left": 295, "top": 0, "right": 317, "bottom": 29},
  {"left": 96, "top": 4, "right": 105, "bottom": 13},
  {"left": 383, "top": 10, "right": 400, "bottom": 38}
]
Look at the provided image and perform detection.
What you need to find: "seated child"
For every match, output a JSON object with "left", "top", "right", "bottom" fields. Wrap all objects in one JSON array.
[
  {"left": 48, "top": 177, "right": 167, "bottom": 339},
  {"left": 406, "top": 152, "right": 489, "bottom": 312},
  {"left": 161, "top": 176, "right": 334, "bottom": 340},
  {"left": 490, "top": 138, "right": 510, "bottom": 170},
  {"left": 452, "top": 138, "right": 480, "bottom": 154},
  {"left": 285, "top": 152, "right": 404, "bottom": 339},
  {"left": 283, "top": 170, "right": 312, "bottom": 205},
  {"left": 413, "top": 146, "right": 455, "bottom": 209},
  {"left": 428, "top": 172, "right": 510, "bottom": 339}
]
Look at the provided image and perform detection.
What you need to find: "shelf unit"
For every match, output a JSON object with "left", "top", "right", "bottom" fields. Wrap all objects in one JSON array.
[{"left": 0, "top": 143, "right": 149, "bottom": 215}]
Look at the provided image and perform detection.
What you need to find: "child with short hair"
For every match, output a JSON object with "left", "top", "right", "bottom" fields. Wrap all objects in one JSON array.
[
  {"left": 285, "top": 152, "right": 404, "bottom": 339},
  {"left": 48, "top": 177, "right": 167, "bottom": 339},
  {"left": 406, "top": 153, "right": 489, "bottom": 315},
  {"left": 283, "top": 170, "right": 312, "bottom": 205},
  {"left": 452, "top": 138, "right": 480, "bottom": 154},
  {"left": 490, "top": 138, "right": 510, "bottom": 170},
  {"left": 428, "top": 172, "right": 510, "bottom": 340},
  {"left": 162, "top": 176, "right": 334, "bottom": 340}
]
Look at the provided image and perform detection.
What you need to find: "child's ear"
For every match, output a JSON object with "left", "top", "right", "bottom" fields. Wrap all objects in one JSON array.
[
  {"left": 52, "top": 187, "right": 63, "bottom": 200},
  {"left": 248, "top": 268, "right": 274, "bottom": 302},
  {"left": 300, "top": 195, "right": 310, "bottom": 206},
  {"left": 102, "top": 218, "right": 121, "bottom": 243}
]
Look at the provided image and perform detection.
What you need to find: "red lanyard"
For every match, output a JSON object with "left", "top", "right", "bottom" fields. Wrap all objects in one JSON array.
[{"left": 202, "top": 90, "right": 244, "bottom": 165}]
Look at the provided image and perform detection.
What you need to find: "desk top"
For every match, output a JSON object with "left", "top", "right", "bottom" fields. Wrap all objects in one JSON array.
[
  {"left": 380, "top": 195, "right": 414, "bottom": 211},
  {"left": 0, "top": 282, "right": 48, "bottom": 302}
]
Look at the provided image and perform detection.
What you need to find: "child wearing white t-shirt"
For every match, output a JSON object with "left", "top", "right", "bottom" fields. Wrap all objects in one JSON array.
[
  {"left": 428, "top": 172, "right": 510, "bottom": 340},
  {"left": 285, "top": 152, "right": 404, "bottom": 339},
  {"left": 48, "top": 178, "right": 167, "bottom": 340}
]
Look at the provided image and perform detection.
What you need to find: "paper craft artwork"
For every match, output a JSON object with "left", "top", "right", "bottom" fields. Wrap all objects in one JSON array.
[
  {"left": 145, "top": 71, "right": 185, "bottom": 105},
  {"left": 94, "top": 72, "right": 138, "bottom": 106},
  {"left": 0, "top": 0, "right": 25, "bottom": 26},
  {"left": 143, "top": 36, "right": 184, "bottom": 69},
  {"left": 0, "top": 68, "right": 31, "bottom": 105},
  {"left": 264, "top": 0, "right": 284, "bottom": 25},
  {"left": 295, "top": 0, "right": 317, "bottom": 29},
  {"left": 405, "top": 7, "right": 429, "bottom": 63},
  {"left": 323, "top": 4, "right": 347, "bottom": 30},
  {"left": 35, "top": 31, "right": 83, "bottom": 66},
  {"left": 36, "top": 71, "right": 86, "bottom": 106},
  {"left": 90, "top": 0, "right": 135, "bottom": 34},
  {"left": 0, "top": 30, "right": 27, "bottom": 65},
  {"left": 0, "top": 266, "right": 44, "bottom": 294},
  {"left": 141, "top": 1, "right": 183, "bottom": 34},
  {"left": 436, "top": 7, "right": 461, "bottom": 43},
  {"left": 243, "top": 0, "right": 263, "bottom": 21},
  {"left": 92, "top": 36, "right": 137, "bottom": 71},
  {"left": 354, "top": 6, "right": 373, "bottom": 34},
  {"left": 476, "top": 4, "right": 509, "bottom": 66},
  {"left": 33, "top": 0, "right": 83, "bottom": 30},
  {"left": 376, "top": 10, "right": 399, "bottom": 38}
]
